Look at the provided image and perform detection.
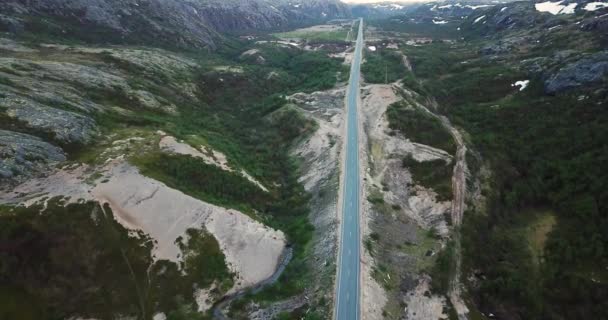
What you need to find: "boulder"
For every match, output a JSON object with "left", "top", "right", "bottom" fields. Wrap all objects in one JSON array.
[
  {"left": 1, "top": 94, "right": 98, "bottom": 146},
  {"left": 0, "top": 130, "right": 65, "bottom": 183},
  {"left": 544, "top": 52, "right": 608, "bottom": 94}
]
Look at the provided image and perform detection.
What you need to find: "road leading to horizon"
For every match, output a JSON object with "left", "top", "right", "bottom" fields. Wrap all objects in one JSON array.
[{"left": 335, "top": 18, "right": 363, "bottom": 320}]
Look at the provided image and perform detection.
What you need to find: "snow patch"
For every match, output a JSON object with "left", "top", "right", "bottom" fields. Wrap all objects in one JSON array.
[
  {"left": 535, "top": 1, "right": 578, "bottom": 15},
  {"left": 474, "top": 15, "right": 486, "bottom": 24},
  {"left": 466, "top": 4, "right": 494, "bottom": 10},
  {"left": 584, "top": 2, "right": 608, "bottom": 11},
  {"left": 433, "top": 19, "right": 449, "bottom": 24},
  {"left": 373, "top": 3, "right": 405, "bottom": 10},
  {"left": 512, "top": 80, "right": 530, "bottom": 91}
]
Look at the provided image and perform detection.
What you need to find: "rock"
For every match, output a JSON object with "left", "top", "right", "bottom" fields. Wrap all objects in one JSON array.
[
  {"left": 130, "top": 90, "right": 177, "bottom": 114},
  {"left": 0, "top": 0, "right": 351, "bottom": 50},
  {"left": 0, "top": 14, "right": 23, "bottom": 33},
  {"left": 1, "top": 94, "right": 97, "bottom": 145},
  {"left": 240, "top": 49, "right": 266, "bottom": 65},
  {"left": 544, "top": 51, "right": 608, "bottom": 94},
  {"left": 521, "top": 57, "right": 550, "bottom": 75},
  {"left": 580, "top": 11, "right": 608, "bottom": 33},
  {"left": 480, "top": 42, "right": 513, "bottom": 55},
  {"left": 0, "top": 130, "right": 65, "bottom": 183}
]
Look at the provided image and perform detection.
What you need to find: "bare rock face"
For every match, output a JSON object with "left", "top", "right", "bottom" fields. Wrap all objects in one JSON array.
[
  {"left": 545, "top": 51, "right": 608, "bottom": 94},
  {"left": 1, "top": 94, "right": 98, "bottom": 146},
  {"left": 0, "top": 130, "right": 66, "bottom": 182},
  {"left": 0, "top": 0, "right": 351, "bottom": 49}
]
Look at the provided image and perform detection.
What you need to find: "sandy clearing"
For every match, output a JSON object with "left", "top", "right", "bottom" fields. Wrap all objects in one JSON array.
[
  {"left": 287, "top": 24, "right": 344, "bottom": 33},
  {"left": 159, "top": 134, "right": 268, "bottom": 192},
  {"left": 95, "top": 162, "right": 286, "bottom": 292},
  {"left": 359, "top": 83, "right": 453, "bottom": 319},
  {"left": 290, "top": 88, "right": 345, "bottom": 191},
  {"left": 329, "top": 50, "right": 355, "bottom": 66},
  {"left": 255, "top": 40, "right": 301, "bottom": 48},
  {"left": 359, "top": 85, "right": 394, "bottom": 320},
  {"left": 195, "top": 283, "right": 216, "bottom": 312},
  {"left": 0, "top": 159, "right": 285, "bottom": 293},
  {"left": 403, "top": 276, "right": 448, "bottom": 319},
  {"left": 361, "top": 84, "right": 452, "bottom": 166}
]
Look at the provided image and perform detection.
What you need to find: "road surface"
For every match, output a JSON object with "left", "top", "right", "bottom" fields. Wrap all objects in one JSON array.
[{"left": 335, "top": 18, "right": 364, "bottom": 320}]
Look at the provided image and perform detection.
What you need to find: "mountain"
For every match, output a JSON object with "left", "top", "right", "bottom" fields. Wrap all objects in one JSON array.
[
  {"left": 351, "top": 2, "right": 414, "bottom": 19},
  {"left": 0, "top": 0, "right": 351, "bottom": 49}
]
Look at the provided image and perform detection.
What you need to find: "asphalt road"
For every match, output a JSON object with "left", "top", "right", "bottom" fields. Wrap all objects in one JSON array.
[{"left": 335, "top": 18, "right": 364, "bottom": 320}]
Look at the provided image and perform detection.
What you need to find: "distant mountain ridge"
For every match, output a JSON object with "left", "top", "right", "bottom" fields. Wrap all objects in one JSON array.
[{"left": 0, "top": 0, "right": 351, "bottom": 49}]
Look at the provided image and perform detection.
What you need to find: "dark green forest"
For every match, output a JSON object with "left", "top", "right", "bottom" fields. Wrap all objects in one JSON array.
[{"left": 399, "top": 39, "right": 608, "bottom": 319}]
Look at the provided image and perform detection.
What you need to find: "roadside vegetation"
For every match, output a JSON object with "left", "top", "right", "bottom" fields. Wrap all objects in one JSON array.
[
  {"left": 361, "top": 48, "right": 407, "bottom": 83},
  {"left": 386, "top": 101, "right": 457, "bottom": 154},
  {"left": 391, "top": 24, "right": 608, "bottom": 319},
  {"left": 402, "top": 155, "right": 453, "bottom": 202}
]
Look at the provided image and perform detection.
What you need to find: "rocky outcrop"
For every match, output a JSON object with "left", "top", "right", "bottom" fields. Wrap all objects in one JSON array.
[
  {"left": 0, "top": 0, "right": 350, "bottom": 49},
  {"left": 0, "top": 130, "right": 65, "bottom": 182},
  {"left": 1, "top": 94, "right": 97, "bottom": 145},
  {"left": 545, "top": 51, "right": 608, "bottom": 94}
]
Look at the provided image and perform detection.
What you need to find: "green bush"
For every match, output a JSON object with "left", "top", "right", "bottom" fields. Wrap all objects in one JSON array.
[
  {"left": 402, "top": 155, "right": 453, "bottom": 202},
  {"left": 387, "top": 101, "right": 457, "bottom": 154},
  {"left": 362, "top": 49, "right": 406, "bottom": 84}
]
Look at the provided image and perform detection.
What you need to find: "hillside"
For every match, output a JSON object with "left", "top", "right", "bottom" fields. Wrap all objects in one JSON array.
[
  {"left": 0, "top": 2, "right": 355, "bottom": 319},
  {"left": 362, "top": 0, "right": 608, "bottom": 319},
  {"left": 0, "top": 0, "right": 351, "bottom": 49}
]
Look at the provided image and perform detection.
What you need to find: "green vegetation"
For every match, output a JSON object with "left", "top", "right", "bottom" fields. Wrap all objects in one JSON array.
[
  {"left": 0, "top": 26, "right": 351, "bottom": 318},
  {"left": 400, "top": 35, "right": 608, "bottom": 319},
  {"left": 430, "top": 240, "right": 456, "bottom": 294},
  {"left": 273, "top": 28, "right": 349, "bottom": 42},
  {"left": 398, "top": 227, "right": 441, "bottom": 273},
  {"left": 0, "top": 199, "right": 230, "bottom": 320},
  {"left": 369, "top": 18, "right": 461, "bottom": 40},
  {"left": 386, "top": 101, "right": 457, "bottom": 154},
  {"left": 179, "top": 228, "right": 234, "bottom": 291},
  {"left": 402, "top": 155, "right": 453, "bottom": 202},
  {"left": 133, "top": 153, "right": 270, "bottom": 214},
  {"left": 524, "top": 210, "right": 557, "bottom": 265},
  {"left": 361, "top": 48, "right": 407, "bottom": 83},
  {"left": 0, "top": 75, "right": 15, "bottom": 86}
]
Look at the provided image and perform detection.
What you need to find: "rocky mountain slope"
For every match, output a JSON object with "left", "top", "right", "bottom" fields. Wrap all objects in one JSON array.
[
  {"left": 362, "top": 0, "right": 607, "bottom": 319},
  {"left": 0, "top": 0, "right": 350, "bottom": 49}
]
